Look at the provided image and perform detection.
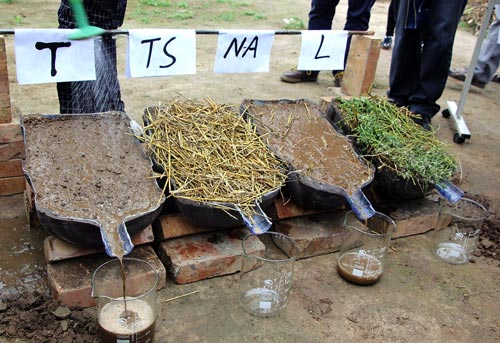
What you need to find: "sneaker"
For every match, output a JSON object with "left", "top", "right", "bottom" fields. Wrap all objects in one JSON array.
[
  {"left": 448, "top": 68, "right": 486, "bottom": 89},
  {"left": 280, "top": 69, "right": 319, "bottom": 83},
  {"left": 381, "top": 36, "right": 393, "bottom": 50}
]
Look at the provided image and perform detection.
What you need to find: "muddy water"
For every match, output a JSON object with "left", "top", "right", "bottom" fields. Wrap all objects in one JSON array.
[
  {"left": 242, "top": 100, "right": 372, "bottom": 195},
  {"left": 22, "top": 113, "right": 162, "bottom": 257},
  {"left": 0, "top": 194, "right": 46, "bottom": 295}
]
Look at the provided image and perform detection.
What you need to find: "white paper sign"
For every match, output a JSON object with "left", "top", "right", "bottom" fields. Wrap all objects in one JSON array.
[
  {"left": 297, "top": 30, "right": 348, "bottom": 71},
  {"left": 213, "top": 30, "right": 275, "bottom": 73},
  {"left": 127, "top": 29, "right": 196, "bottom": 78},
  {"left": 14, "top": 29, "right": 96, "bottom": 85}
]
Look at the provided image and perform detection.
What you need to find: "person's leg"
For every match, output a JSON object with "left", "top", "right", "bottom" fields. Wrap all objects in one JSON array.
[
  {"left": 382, "top": 0, "right": 396, "bottom": 49},
  {"left": 388, "top": 0, "right": 421, "bottom": 108},
  {"left": 474, "top": 5, "right": 500, "bottom": 84},
  {"left": 344, "top": 0, "right": 376, "bottom": 31},
  {"left": 57, "top": 82, "right": 73, "bottom": 114},
  {"left": 408, "top": 0, "right": 466, "bottom": 120},
  {"left": 281, "top": 0, "right": 340, "bottom": 83},
  {"left": 308, "top": 0, "right": 339, "bottom": 30},
  {"left": 386, "top": 0, "right": 396, "bottom": 37}
]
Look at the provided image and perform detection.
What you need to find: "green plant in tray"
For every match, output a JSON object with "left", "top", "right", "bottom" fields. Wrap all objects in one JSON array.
[{"left": 335, "top": 96, "right": 457, "bottom": 188}]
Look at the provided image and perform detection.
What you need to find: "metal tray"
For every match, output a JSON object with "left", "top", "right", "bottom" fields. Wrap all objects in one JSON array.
[
  {"left": 21, "top": 112, "right": 165, "bottom": 251},
  {"left": 142, "top": 106, "right": 282, "bottom": 232},
  {"left": 241, "top": 99, "right": 376, "bottom": 219}
]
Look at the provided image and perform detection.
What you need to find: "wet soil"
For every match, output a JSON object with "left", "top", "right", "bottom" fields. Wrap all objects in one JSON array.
[
  {"left": 242, "top": 99, "right": 373, "bottom": 195},
  {"left": 22, "top": 112, "right": 163, "bottom": 257},
  {"left": 1, "top": 0, "right": 500, "bottom": 342}
]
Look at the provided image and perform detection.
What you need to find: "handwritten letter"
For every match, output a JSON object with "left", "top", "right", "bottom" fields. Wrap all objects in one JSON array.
[
  {"left": 127, "top": 29, "right": 196, "bottom": 78},
  {"left": 14, "top": 29, "right": 95, "bottom": 85},
  {"left": 297, "top": 30, "right": 348, "bottom": 71},
  {"left": 213, "top": 30, "right": 274, "bottom": 73}
]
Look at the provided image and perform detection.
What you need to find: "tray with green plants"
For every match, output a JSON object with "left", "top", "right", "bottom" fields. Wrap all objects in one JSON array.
[{"left": 330, "top": 96, "right": 458, "bottom": 200}]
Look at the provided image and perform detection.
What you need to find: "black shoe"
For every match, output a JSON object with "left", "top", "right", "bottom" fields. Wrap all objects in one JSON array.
[
  {"left": 280, "top": 69, "right": 319, "bottom": 83},
  {"left": 492, "top": 74, "right": 500, "bottom": 83},
  {"left": 333, "top": 71, "right": 343, "bottom": 87},
  {"left": 448, "top": 68, "right": 486, "bottom": 89},
  {"left": 412, "top": 114, "right": 432, "bottom": 131},
  {"left": 381, "top": 36, "right": 393, "bottom": 50}
]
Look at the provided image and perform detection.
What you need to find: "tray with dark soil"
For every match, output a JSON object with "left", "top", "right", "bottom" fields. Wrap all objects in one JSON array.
[
  {"left": 240, "top": 99, "right": 375, "bottom": 218},
  {"left": 21, "top": 112, "right": 165, "bottom": 256}
]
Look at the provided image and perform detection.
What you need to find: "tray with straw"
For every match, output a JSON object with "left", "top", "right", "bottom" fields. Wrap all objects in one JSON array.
[{"left": 140, "top": 98, "right": 288, "bottom": 230}]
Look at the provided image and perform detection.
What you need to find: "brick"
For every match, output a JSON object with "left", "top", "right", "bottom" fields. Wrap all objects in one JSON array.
[
  {"left": 153, "top": 212, "right": 224, "bottom": 241},
  {"left": 341, "top": 35, "right": 381, "bottom": 96},
  {"left": 0, "top": 141, "right": 25, "bottom": 161},
  {"left": 0, "top": 175, "right": 25, "bottom": 195},
  {"left": 0, "top": 158, "right": 23, "bottom": 178},
  {"left": 381, "top": 197, "right": 442, "bottom": 239},
  {"left": 158, "top": 228, "right": 264, "bottom": 284},
  {"left": 47, "top": 245, "right": 166, "bottom": 308},
  {"left": 0, "top": 122, "right": 22, "bottom": 143},
  {"left": 275, "top": 212, "right": 344, "bottom": 259},
  {"left": 44, "top": 225, "right": 155, "bottom": 263},
  {"left": 272, "top": 197, "right": 329, "bottom": 221}
]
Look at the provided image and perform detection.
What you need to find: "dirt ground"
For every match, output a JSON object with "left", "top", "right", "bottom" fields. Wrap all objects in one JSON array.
[{"left": 1, "top": 0, "right": 500, "bottom": 342}]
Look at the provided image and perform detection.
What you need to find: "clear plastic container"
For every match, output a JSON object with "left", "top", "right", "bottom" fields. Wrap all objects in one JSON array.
[
  {"left": 337, "top": 211, "right": 396, "bottom": 285},
  {"left": 239, "top": 231, "right": 298, "bottom": 317},
  {"left": 92, "top": 258, "right": 158, "bottom": 343},
  {"left": 433, "top": 198, "right": 487, "bottom": 264}
]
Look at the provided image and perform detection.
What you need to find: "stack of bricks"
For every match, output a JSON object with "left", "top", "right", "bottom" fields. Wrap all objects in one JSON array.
[
  {"left": 154, "top": 211, "right": 265, "bottom": 284},
  {"left": 44, "top": 226, "right": 167, "bottom": 308},
  {"left": 0, "top": 36, "right": 25, "bottom": 197}
]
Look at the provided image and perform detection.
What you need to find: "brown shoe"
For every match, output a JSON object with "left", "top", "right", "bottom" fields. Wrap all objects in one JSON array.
[{"left": 280, "top": 69, "right": 319, "bottom": 83}]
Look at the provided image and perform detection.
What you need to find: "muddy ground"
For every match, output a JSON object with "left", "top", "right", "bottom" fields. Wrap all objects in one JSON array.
[{"left": 1, "top": 0, "right": 500, "bottom": 342}]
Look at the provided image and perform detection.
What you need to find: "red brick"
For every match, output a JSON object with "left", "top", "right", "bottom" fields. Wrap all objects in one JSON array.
[
  {"left": 273, "top": 198, "right": 329, "bottom": 221},
  {"left": 47, "top": 245, "right": 166, "bottom": 308},
  {"left": 0, "top": 175, "right": 25, "bottom": 195},
  {"left": 0, "top": 122, "right": 22, "bottom": 143},
  {"left": 0, "top": 158, "right": 23, "bottom": 178},
  {"left": 0, "top": 141, "right": 25, "bottom": 161},
  {"left": 158, "top": 228, "right": 264, "bottom": 284},
  {"left": 44, "top": 225, "right": 155, "bottom": 263},
  {"left": 385, "top": 196, "right": 442, "bottom": 238},
  {"left": 275, "top": 211, "right": 344, "bottom": 259},
  {"left": 153, "top": 212, "right": 224, "bottom": 241}
]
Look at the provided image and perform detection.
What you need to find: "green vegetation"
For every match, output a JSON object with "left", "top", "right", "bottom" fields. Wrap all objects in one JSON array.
[
  {"left": 131, "top": 0, "right": 269, "bottom": 25},
  {"left": 335, "top": 96, "right": 457, "bottom": 187}
]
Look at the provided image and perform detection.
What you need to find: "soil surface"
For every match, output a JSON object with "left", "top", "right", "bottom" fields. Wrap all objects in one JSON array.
[
  {"left": 22, "top": 112, "right": 163, "bottom": 257},
  {"left": 1, "top": 1, "right": 500, "bottom": 342}
]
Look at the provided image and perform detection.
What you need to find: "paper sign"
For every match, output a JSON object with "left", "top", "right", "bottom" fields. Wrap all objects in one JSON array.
[
  {"left": 127, "top": 29, "right": 196, "bottom": 78},
  {"left": 213, "top": 30, "right": 275, "bottom": 73},
  {"left": 14, "top": 29, "right": 96, "bottom": 85},
  {"left": 297, "top": 30, "right": 348, "bottom": 71}
]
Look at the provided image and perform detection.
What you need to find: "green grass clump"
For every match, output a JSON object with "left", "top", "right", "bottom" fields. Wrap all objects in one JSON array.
[{"left": 335, "top": 96, "right": 457, "bottom": 187}]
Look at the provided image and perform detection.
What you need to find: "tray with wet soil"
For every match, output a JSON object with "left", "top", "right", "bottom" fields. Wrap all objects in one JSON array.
[
  {"left": 141, "top": 99, "right": 288, "bottom": 233},
  {"left": 21, "top": 111, "right": 165, "bottom": 257},
  {"left": 240, "top": 99, "right": 375, "bottom": 219}
]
